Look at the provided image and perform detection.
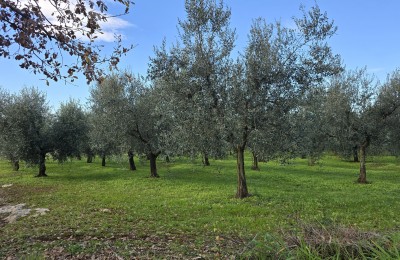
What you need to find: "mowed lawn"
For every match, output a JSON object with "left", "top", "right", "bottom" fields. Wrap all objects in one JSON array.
[{"left": 0, "top": 154, "right": 400, "bottom": 258}]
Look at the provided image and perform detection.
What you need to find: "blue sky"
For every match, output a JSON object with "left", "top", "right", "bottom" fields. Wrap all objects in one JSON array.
[{"left": 1, "top": 0, "right": 399, "bottom": 109}]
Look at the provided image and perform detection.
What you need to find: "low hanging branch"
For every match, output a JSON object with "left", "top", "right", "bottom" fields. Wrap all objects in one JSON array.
[{"left": 0, "top": 0, "right": 134, "bottom": 84}]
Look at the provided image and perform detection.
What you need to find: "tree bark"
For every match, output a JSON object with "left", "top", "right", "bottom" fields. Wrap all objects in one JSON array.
[
  {"left": 87, "top": 155, "right": 93, "bottom": 163},
  {"left": 251, "top": 151, "right": 259, "bottom": 170},
  {"left": 36, "top": 152, "right": 47, "bottom": 177},
  {"left": 148, "top": 152, "right": 159, "bottom": 178},
  {"left": 12, "top": 159, "right": 19, "bottom": 171},
  {"left": 86, "top": 149, "right": 94, "bottom": 163},
  {"left": 358, "top": 137, "right": 370, "bottom": 184},
  {"left": 353, "top": 145, "right": 359, "bottom": 162},
  {"left": 203, "top": 153, "right": 210, "bottom": 166},
  {"left": 236, "top": 145, "right": 249, "bottom": 198},
  {"left": 128, "top": 150, "right": 136, "bottom": 171},
  {"left": 101, "top": 154, "right": 106, "bottom": 167}
]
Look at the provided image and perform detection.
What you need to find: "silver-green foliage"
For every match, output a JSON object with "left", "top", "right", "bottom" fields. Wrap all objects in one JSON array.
[
  {"left": 8, "top": 87, "right": 53, "bottom": 166},
  {"left": 125, "top": 75, "right": 168, "bottom": 156},
  {"left": 149, "top": 0, "right": 234, "bottom": 159},
  {"left": 0, "top": 88, "right": 22, "bottom": 164},
  {"left": 52, "top": 99, "right": 89, "bottom": 162},
  {"left": 324, "top": 68, "right": 378, "bottom": 159},
  {"left": 149, "top": 2, "right": 342, "bottom": 196},
  {"left": 294, "top": 86, "right": 329, "bottom": 165},
  {"left": 89, "top": 75, "right": 127, "bottom": 159},
  {"left": 0, "top": 87, "right": 91, "bottom": 174},
  {"left": 376, "top": 69, "right": 400, "bottom": 155},
  {"left": 89, "top": 72, "right": 170, "bottom": 175},
  {"left": 239, "top": 6, "right": 342, "bottom": 161}
]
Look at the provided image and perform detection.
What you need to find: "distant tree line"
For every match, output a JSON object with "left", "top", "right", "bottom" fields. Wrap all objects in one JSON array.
[{"left": 1, "top": 0, "right": 399, "bottom": 198}]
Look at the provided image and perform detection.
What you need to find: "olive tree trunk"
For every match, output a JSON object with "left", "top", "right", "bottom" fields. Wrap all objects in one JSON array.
[
  {"left": 36, "top": 152, "right": 47, "bottom": 177},
  {"left": 251, "top": 151, "right": 259, "bottom": 170},
  {"left": 128, "top": 150, "right": 136, "bottom": 171},
  {"left": 87, "top": 155, "right": 93, "bottom": 163},
  {"left": 101, "top": 154, "right": 106, "bottom": 167},
  {"left": 357, "top": 137, "right": 370, "bottom": 184},
  {"left": 12, "top": 159, "right": 20, "bottom": 171},
  {"left": 148, "top": 152, "right": 160, "bottom": 178},
  {"left": 236, "top": 145, "right": 249, "bottom": 198},
  {"left": 203, "top": 153, "right": 210, "bottom": 166}
]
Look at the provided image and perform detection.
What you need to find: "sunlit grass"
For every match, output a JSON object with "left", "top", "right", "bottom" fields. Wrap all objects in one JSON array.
[{"left": 0, "top": 154, "right": 399, "bottom": 258}]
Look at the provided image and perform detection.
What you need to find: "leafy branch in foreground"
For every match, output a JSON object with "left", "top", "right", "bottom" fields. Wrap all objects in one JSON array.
[{"left": 0, "top": 0, "right": 134, "bottom": 84}]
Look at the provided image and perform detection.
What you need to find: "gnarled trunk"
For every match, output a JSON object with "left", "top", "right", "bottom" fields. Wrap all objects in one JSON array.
[
  {"left": 128, "top": 150, "right": 136, "bottom": 171},
  {"left": 148, "top": 152, "right": 159, "bottom": 178},
  {"left": 36, "top": 152, "right": 47, "bottom": 177},
  {"left": 236, "top": 145, "right": 249, "bottom": 198},
  {"left": 358, "top": 137, "right": 370, "bottom": 184},
  {"left": 101, "top": 154, "right": 106, "bottom": 167},
  {"left": 251, "top": 151, "right": 259, "bottom": 170}
]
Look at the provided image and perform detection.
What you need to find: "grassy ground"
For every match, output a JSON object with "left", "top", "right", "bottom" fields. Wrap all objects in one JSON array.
[{"left": 0, "top": 154, "right": 400, "bottom": 259}]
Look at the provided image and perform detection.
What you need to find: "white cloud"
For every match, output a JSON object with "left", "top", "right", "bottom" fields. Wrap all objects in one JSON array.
[{"left": 95, "top": 16, "right": 134, "bottom": 42}]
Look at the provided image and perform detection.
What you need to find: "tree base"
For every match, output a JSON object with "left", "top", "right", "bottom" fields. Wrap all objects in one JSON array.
[
  {"left": 12, "top": 161, "right": 20, "bottom": 171},
  {"left": 35, "top": 173, "right": 48, "bottom": 177},
  {"left": 251, "top": 166, "right": 260, "bottom": 171},
  {"left": 235, "top": 192, "right": 251, "bottom": 199}
]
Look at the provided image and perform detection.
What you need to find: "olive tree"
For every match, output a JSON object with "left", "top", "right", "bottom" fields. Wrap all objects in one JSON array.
[
  {"left": 150, "top": 1, "right": 341, "bottom": 198},
  {"left": 375, "top": 70, "right": 400, "bottom": 156},
  {"left": 149, "top": 0, "right": 234, "bottom": 166},
  {"left": 89, "top": 75, "right": 127, "bottom": 166},
  {"left": 228, "top": 7, "right": 341, "bottom": 197},
  {"left": 0, "top": 87, "right": 54, "bottom": 176},
  {"left": 89, "top": 72, "right": 169, "bottom": 176},
  {"left": 124, "top": 75, "right": 170, "bottom": 177},
  {"left": 324, "top": 70, "right": 369, "bottom": 163},
  {"left": 0, "top": 88, "right": 22, "bottom": 170},
  {"left": 1, "top": 88, "right": 96, "bottom": 175},
  {"left": 325, "top": 68, "right": 384, "bottom": 183},
  {"left": 295, "top": 86, "right": 329, "bottom": 165},
  {"left": 52, "top": 99, "right": 89, "bottom": 162}
]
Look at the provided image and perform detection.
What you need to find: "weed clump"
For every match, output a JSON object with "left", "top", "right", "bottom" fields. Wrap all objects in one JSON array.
[{"left": 241, "top": 222, "right": 400, "bottom": 259}]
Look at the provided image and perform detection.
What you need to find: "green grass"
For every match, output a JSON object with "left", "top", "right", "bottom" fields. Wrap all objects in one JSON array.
[{"left": 0, "top": 154, "right": 400, "bottom": 258}]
